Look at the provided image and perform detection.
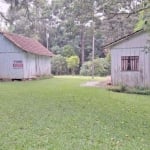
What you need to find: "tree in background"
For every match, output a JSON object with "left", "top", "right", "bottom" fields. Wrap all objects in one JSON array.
[
  {"left": 134, "top": 0, "right": 150, "bottom": 53},
  {"left": 61, "top": 45, "right": 76, "bottom": 57},
  {"left": 0, "top": 0, "right": 147, "bottom": 75},
  {"left": 50, "top": 45, "right": 62, "bottom": 55},
  {"left": 1, "top": 0, "right": 143, "bottom": 52},
  {"left": 80, "top": 57, "right": 110, "bottom": 76},
  {"left": 135, "top": 0, "right": 150, "bottom": 31},
  {"left": 51, "top": 55, "right": 67, "bottom": 75},
  {"left": 66, "top": 56, "right": 80, "bottom": 75},
  {"left": 134, "top": 11, "right": 145, "bottom": 31}
]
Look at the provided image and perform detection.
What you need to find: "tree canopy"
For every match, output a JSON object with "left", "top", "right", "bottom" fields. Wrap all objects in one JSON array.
[{"left": 0, "top": 0, "right": 148, "bottom": 75}]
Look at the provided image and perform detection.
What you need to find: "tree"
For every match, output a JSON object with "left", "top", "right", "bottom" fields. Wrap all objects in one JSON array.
[
  {"left": 0, "top": 0, "right": 61, "bottom": 48},
  {"left": 134, "top": 11, "right": 145, "bottom": 31},
  {"left": 0, "top": 0, "right": 146, "bottom": 61},
  {"left": 80, "top": 57, "right": 110, "bottom": 76},
  {"left": 135, "top": 0, "right": 150, "bottom": 31},
  {"left": 66, "top": 56, "right": 80, "bottom": 74},
  {"left": 61, "top": 45, "right": 76, "bottom": 57},
  {"left": 51, "top": 55, "right": 67, "bottom": 75},
  {"left": 50, "top": 45, "right": 62, "bottom": 55},
  {"left": 134, "top": 0, "right": 150, "bottom": 53},
  {"left": 63, "top": 0, "right": 99, "bottom": 65}
]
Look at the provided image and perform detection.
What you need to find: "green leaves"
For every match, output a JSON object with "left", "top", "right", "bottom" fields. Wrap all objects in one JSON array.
[
  {"left": 51, "top": 55, "right": 68, "bottom": 75},
  {"left": 66, "top": 56, "right": 80, "bottom": 74},
  {"left": 134, "top": 11, "right": 145, "bottom": 31},
  {"left": 80, "top": 57, "right": 110, "bottom": 76},
  {"left": 61, "top": 45, "right": 76, "bottom": 57}
]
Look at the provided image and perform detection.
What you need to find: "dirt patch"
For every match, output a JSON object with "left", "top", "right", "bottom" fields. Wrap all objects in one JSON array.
[{"left": 81, "top": 76, "right": 112, "bottom": 88}]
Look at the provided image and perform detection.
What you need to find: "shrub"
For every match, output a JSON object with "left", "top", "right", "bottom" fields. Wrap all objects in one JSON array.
[
  {"left": 80, "top": 58, "right": 110, "bottom": 76},
  {"left": 66, "top": 56, "right": 80, "bottom": 75},
  {"left": 108, "top": 85, "right": 128, "bottom": 92},
  {"left": 51, "top": 55, "right": 68, "bottom": 75},
  {"left": 108, "top": 86, "right": 150, "bottom": 95},
  {"left": 51, "top": 46, "right": 61, "bottom": 55},
  {"left": 61, "top": 45, "right": 76, "bottom": 57}
]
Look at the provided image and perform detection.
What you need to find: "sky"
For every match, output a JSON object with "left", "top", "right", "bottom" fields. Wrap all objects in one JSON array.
[{"left": 0, "top": 0, "right": 9, "bottom": 14}]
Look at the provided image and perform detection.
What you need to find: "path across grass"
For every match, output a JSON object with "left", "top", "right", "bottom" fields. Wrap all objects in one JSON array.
[{"left": 0, "top": 76, "right": 149, "bottom": 149}]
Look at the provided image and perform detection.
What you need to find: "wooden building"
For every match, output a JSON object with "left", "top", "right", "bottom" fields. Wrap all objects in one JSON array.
[
  {"left": 0, "top": 31, "right": 53, "bottom": 80},
  {"left": 103, "top": 30, "right": 150, "bottom": 87}
]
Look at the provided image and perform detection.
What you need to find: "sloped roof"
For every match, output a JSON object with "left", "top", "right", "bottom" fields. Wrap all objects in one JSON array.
[
  {"left": 1, "top": 32, "right": 53, "bottom": 57},
  {"left": 102, "top": 29, "right": 144, "bottom": 49}
]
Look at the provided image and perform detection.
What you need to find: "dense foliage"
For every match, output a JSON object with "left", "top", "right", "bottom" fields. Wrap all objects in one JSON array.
[
  {"left": 80, "top": 57, "right": 110, "bottom": 76},
  {"left": 51, "top": 55, "right": 67, "bottom": 75},
  {"left": 0, "top": 0, "right": 147, "bottom": 75},
  {"left": 135, "top": 0, "right": 150, "bottom": 31},
  {"left": 67, "top": 55, "right": 80, "bottom": 74}
]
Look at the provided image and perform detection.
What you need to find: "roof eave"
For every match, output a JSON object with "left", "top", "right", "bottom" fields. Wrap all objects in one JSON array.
[
  {"left": 3, "top": 32, "right": 53, "bottom": 57},
  {"left": 101, "top": 29, "right": 144, "bottom": 49}
]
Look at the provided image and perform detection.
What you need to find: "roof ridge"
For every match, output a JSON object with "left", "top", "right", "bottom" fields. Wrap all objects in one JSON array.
[
  {"left": 3, "top": 32, "right": 39, "bottom": 44},
  {"left": 102, "top": 29, "right": 144, "bottom": 49}
]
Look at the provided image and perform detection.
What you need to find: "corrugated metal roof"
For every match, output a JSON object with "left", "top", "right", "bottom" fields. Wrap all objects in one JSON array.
[{"left": 2, "top": 32, "right": 53, "bottom": 57}]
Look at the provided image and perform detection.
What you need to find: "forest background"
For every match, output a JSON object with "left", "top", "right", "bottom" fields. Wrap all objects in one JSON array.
[{"left": 0, "top": 0, "right": 149, "bottom": 75}]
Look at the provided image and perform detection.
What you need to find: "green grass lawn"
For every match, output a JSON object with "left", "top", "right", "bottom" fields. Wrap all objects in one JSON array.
[{"left": 0, "top": 76, "right": 149, "bottom": 150}]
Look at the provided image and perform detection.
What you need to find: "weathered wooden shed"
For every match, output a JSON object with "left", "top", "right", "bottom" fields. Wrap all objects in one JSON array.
[
  {"left": 0, "top": 31, "right": 53, "bottom": 80},
  {"left": 103, "top": 30, "right": 150, "bottom": 87}
]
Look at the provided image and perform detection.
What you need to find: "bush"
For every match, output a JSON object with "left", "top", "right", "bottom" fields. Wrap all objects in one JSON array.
[
  {"left": 80, "top": 58, "right": 110, "bottom": 76},
  {"left": 108, "top": 86, "right": 150, "bottom": 95},
  {"left": 51, "top": 46, "right": 62, "bottom": 55},
  {"left": 108, "top": 85, "right": 128, "bottom": 93},
  {"left": 51, "top": 55, "right": 68, "bottom": 75},
  {"left": 66, "top": 56, "right": 80, "bottom": 75},
  {"left": 61, "top": 45, "right": 76, "bottom": 57}
]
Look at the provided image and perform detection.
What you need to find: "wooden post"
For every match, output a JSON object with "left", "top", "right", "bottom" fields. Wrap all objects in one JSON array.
[{"left": 92, "top": 30, "right": 95, "bottom": 79}]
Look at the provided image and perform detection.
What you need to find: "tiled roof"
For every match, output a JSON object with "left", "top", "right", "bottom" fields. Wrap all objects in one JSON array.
[{"left": 2, "top": 32, "right": 53, "bottom": 57}]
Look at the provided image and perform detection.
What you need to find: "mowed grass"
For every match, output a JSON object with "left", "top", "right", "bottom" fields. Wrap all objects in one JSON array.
[{"left": 0, "top": 76, "right": 149, "bottom": 150}]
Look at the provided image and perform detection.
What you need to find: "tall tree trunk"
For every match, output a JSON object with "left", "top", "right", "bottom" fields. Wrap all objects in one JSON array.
[{"left": 81, "top": 25, "right": 85, "bottom": 65}]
